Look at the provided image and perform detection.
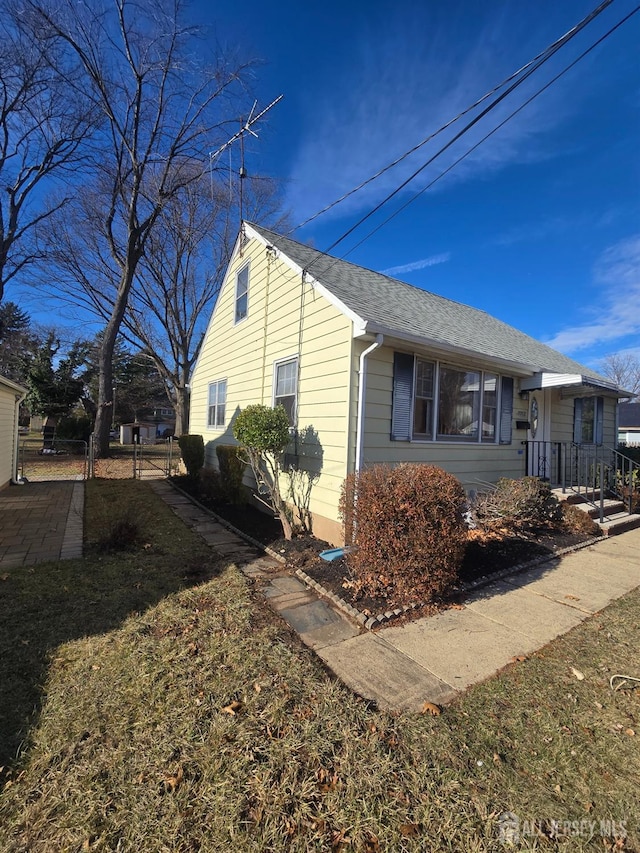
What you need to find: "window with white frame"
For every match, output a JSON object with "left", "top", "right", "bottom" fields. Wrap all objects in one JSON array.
[
  {"left": 207, "top": 379, "right": 227, "bottom": 428},
  {"left": 274, "top": 357, "right": 298, "bottom": 425},
  {"left": 574, "top": 396, "right": 603, "bottom": 444},
  {"left": 391, "top": 353, "right": 513, "bottom": 444},
  {"left": 235, "top": 263, "right": 249, "bottom": 323}
]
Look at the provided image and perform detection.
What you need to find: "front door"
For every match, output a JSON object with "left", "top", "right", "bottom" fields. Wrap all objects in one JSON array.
[{"left": 527, "top": 391, "right": 552, "bottom": 479}]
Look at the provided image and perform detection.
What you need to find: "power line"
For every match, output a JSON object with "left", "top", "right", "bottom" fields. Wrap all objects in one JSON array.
[
  {"left": 310, "top": 0, "right": 616, "bottom": 268},
  {"left": 336, "top": 3, "right": 640, "bottom": 265},
  {"left": 288, "top": 0, "right": 615, "bottom": 237}
]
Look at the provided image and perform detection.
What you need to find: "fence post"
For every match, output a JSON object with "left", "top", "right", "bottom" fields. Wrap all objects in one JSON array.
[
  {"left": 599, "top": 461, "right": 605, "bottom": 523},
  {"left": 133, "top": 441, "right": 137, "bottom": 479}
]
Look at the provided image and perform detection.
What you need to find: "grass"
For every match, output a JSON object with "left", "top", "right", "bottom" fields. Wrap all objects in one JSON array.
[{"left": 0, "top": 481, "right": 638, "bottom": 851}]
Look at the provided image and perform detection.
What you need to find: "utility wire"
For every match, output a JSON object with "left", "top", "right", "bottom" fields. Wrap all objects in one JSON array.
[
  {"left": 288, "top": 0, "right": 615, "bottom": 237},
  {"left": 335, "top": 4, "right": 640, "bottom": 265},
  {"left": 309, "top": 0, "right": 616, "bottom": 270}
]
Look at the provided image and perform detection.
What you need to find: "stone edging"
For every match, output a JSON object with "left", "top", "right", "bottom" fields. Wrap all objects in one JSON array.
[
  {"left": 165, "top": 478, "right": 603, "bottom": 629},
  {"left": 295, "top": 535, "right": 603, "bottom": 631},
  {"left": 164, "top": 480, "right": 286, "bottom": 564}
]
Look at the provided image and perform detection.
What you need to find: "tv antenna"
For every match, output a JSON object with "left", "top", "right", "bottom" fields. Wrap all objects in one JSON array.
[{"left": 208, "top": 94, "right": 283, "bottom": 221}]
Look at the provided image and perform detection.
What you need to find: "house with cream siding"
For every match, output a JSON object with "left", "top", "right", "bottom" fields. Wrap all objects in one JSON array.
[
  {"left": 189, "top": 222, "right": 626, "bottom": 544},
  {"left": 0, "top": 374, "right": 27, "bottom": 491}
]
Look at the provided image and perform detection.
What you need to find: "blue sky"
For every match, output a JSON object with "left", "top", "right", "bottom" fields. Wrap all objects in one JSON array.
[
  {"left": 10, "top": 0, "right": 638, "bottom": 375},
  {"left": 196, "top": 0, "right": 640, "bottom": 374}
]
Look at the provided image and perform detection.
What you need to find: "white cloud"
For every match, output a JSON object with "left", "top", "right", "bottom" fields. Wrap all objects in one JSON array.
[
  {"left": 286, "top": 6, "right": 586, "bottom": 223},
  {"left": 381, "top": 252, "right": 451, "bottom": 276},
  {"left": 544, "top": 234, "right": 640, "bottom": 355}
]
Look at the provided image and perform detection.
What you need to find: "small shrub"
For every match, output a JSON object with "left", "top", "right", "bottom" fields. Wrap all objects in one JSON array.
[
  {"left": 98, "top": 517, "right": 141, "bottom": 552},
  {"left": 474, "top": 477, "right": 562, "bottom": 533},
  {"left": 233, "top": 404, "right": 293, "bottom": 539},
  {"left": 198, "top": 468, "right": 225, "bottom": 504},
  {"left": 339, "top": 464, "right": 467, "bottom": 607},
  {"left": 560, "top": 502, "right": 601, "bottom": 537},
  {"left": 178, "top": 434, "right": 205, "bottom": 478},
  {"left": 216, "top": 444, "right": 246, "bottom": 504}
]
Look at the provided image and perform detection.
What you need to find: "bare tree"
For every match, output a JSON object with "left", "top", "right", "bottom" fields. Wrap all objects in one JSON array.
[
  {"left": 600, "top": 353, "right": 640, "bottom": 399},
  {"left": 123, "top": 174, "right": 288, "bottom": 436},
  {"left": 29, "top": 0, "right": 256, "bottom": 455},
  {"left": 0, "top": 6, "right": 92, "bottom": 302}
]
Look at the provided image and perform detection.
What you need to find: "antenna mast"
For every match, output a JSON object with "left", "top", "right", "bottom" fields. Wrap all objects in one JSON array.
[{"left": 208, "top": 94, "right": 283, "bottom": 226}]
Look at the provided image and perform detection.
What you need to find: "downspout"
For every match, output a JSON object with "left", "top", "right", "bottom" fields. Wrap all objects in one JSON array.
[
  {"left": 11, "top": 388, "right": 27, "bottom": 484},
  {"left": 355, "top": 334, "right": 384, "bottom": 473}
]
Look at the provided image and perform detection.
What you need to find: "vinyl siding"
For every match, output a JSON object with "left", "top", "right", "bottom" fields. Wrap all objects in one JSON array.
[
  {"left": 358, "top": 345, "right": 526, "bottom": 491},
  {"left": 190, "top": 234, "right": 353, "bottom": 531},
  {"left": 550, "top": 391, "right": 618, "bottom": 445},
  {"left": 0, "top": 382, "right": 18, "bottom": 490}
]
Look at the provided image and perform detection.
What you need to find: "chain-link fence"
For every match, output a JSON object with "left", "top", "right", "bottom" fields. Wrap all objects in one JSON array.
[
  {"left": 19, "top": 433, "right": 181, "bottom": 481},
  {"left": 19, "top": 437, "right": 89, "bottom": 481}
]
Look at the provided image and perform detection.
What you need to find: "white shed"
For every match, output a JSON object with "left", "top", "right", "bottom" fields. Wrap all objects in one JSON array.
[
  {"left": 0, "top": 375, "right": 27, "bottom": 491},
  {"left": 119, "top": 422, "right": 157, "bottom": 445}
]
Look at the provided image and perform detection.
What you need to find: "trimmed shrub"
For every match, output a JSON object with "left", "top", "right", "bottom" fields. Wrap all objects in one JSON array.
[
  {"left": 216, "top": 444, "right": 246, "bottom": 504},
  {"left": 178, "top": 434, "right": 205, "bottom": 478},
  {"left": 339, "top": 464, "right": 467, "bottom": 607},
  {"left": 233, "top": 404, "right": 293, "bottom": 539},
  {"left": 198, "top": 468, "right": 225, "bottom": 504},
  {"left": 473, "top": 476, "right": 562, "bottom": 533}
]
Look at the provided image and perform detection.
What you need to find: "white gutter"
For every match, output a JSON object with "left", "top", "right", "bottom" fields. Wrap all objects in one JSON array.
[{"left": 355, "top": 334, "right": 384, "bottom": 473}]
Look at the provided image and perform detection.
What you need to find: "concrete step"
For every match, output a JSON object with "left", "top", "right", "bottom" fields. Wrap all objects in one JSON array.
[{"left": 597, "top": 512, "right": 640, "bottom": 537}]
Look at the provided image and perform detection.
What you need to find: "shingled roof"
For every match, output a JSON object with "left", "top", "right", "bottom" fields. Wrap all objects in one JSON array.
[{"left": 247, "top": 222, "right": 613, "bottom": 386}]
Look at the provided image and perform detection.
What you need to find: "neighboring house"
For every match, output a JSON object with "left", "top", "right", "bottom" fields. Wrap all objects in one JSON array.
[
  {"left": 189, "top": 222, "right": 625, "bottom": 544},
  {"left": 0, "top": 374, "right": 27, "bottom": 491},
  {"left": 618, "top": 402, "right": 640, "bottom": 446}
]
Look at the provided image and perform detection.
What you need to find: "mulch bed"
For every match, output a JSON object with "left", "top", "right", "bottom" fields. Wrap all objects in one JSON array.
[{"left": 171, "top": 477, "right": 601, "bottom": 622}]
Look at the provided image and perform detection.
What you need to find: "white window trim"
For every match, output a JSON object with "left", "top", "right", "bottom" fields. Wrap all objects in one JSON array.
[
  {"left": 272, "top": 354, "right": 299, "bottom": 426},
  {"left": 207, "top": 378, "right": 227, "bottom": 429},
  {"left": 411, "top": 357, "right": 503, "bottom": 444},
  {"left": 234, "top": 261, "right": 250, "bottom": 325}
]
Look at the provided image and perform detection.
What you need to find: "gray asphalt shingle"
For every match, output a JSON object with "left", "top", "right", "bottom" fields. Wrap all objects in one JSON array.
[{"left": 248, "top": 222, "right": 611, "bottom": 383}]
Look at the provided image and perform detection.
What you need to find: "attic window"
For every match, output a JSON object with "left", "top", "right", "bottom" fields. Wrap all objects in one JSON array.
[{"left": 235, "top": 263, "right": 249, "bottom": 323}]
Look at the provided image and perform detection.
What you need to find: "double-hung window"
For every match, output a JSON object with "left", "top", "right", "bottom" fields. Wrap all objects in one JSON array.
[
  {"left": 235, "top": 263, "right": 249, "bottom": 323},
  {"left": 207, "top": 379, "right": 227, "bottom": 428},
  {"left": 392, "top": 352, "right": 513, "bottom": 444},
  {"left": 274, "top": 357, "right": 298, "bottom": 425}
]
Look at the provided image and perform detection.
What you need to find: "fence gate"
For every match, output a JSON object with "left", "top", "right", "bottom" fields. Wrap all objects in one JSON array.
[{"left": 88, "top": 435, "right": 180, "bottom": 480}]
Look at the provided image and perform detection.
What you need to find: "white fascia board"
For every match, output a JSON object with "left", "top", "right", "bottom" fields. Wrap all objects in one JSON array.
[
  {"left": 521, "top": 372, "right": 620, "bottom": 394},
  {"left": 246, "top": 223, "right": 364, "bottom": 327},
  {"left": 355, "top": 322, "right": 535, "bottom": 376},
  {"left": 0, "top": 374, "right": 27, "bottom": 396}
]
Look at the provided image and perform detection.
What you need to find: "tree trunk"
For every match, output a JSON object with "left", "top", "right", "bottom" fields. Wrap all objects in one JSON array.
[
  {"left": 173, "top": 386, "right": 189, "bottom": 437},
  {"left": 93, "top": 319, "right": 118, "bottom": 458}
]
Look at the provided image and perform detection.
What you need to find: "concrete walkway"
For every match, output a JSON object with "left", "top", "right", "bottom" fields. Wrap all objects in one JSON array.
[
  {"left": 151, "top": 480, "right": 640, "bottom": 713},
  {"left": 0, "top": 480, "right": 84, "bottom": 566}
]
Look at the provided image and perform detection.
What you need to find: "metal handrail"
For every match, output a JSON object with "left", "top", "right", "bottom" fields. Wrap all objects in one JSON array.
[{"left": 524, "top": 441, "right": 639, "bottom": 520}]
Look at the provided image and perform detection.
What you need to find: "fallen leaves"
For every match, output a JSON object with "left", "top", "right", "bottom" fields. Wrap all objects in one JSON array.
[
  {"left": 162, "top": 765, "right": 183, "bottom": 794},
  {"left": 399, "top": 822, "right": 421, "bottom": 838},
  {"left": 570, "top": 667, "right": 585, "bottom": 681},
  {"left": 0, "top": 573, "right": 10, "bottom": 581},
  {"left": 221, "top": 700, "right": 243, "bottom": 716}
]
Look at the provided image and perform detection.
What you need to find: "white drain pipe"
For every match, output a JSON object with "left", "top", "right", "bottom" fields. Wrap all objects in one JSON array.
[{"left": 355, "top": 334, "right": 383, "bottom": 473}]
